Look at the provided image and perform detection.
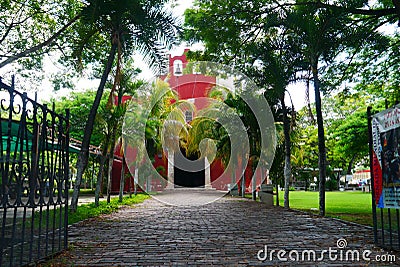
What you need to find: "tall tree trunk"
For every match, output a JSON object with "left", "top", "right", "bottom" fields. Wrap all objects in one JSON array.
[
  {"left": 311, "top": 60, "right": 327, "bottom": 217},
  {"left": 106, "top": 154, "right": 113, "bottom": 203},
  {"left": 98, "top": 135, "right": 111, "bottom": 197},
  {"left": 107, "top": 129, "right": 118, "bottom": 203},
  {"left": 119, "top": 155, "right": 126, "bottom": 202},
  {"left": 252, "top": 163, "right": 257, "bottom": 201},
  {"left": 305, "top": 72, "right": 315, "bottom": 124},
  {"left": 166, "top": 151, "right": 174, "bottom": 189},
  {"left": 128, "top": 168, "right": 132, "bottom": 197},
  {"left": 70, "top": 42, "right": 118, "bottom": 212},
  {"left": 146, "top": 175, "right": 152, "bottom": 192},
  {"left": 95, "top": 155, "right": 106, "bottom": 207},
  {"left": 134, "top": 167, "right": 138, "bottom": 195},
  {"left": 231, "top": 168, "right": 236, "bottom": 193},
  {"left": 241, "top": 175, "right": 245, "bottom": 197},
  {"left": 347, "top": 153, "right": 357, "bottom": 175},
  {"left": 281, "top": 97, "right": 291, "bottom": 209}
]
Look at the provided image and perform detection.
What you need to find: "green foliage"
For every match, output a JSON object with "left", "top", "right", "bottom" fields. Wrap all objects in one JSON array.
[
  {"left": 325, "top": 178, "right": 338, "bottom": 191},
  {"left": 187, "top": 117, "right": 217, "bottom": 158},
  {"left": 124, "top": 78, "right": 191, "bottom": 168},
  {"left": 184, "top": 0, "right": 400, "bottom": 182},
  {"left": 71, "top": 0, "right": 181, "bottom": 73},
  {"left": 0, "top": 0, "right": 81, "bottom": 70},
  {"left": 270, "top": 142, "right": 285, "bottom": 187},
  {"left": 294, "top": 89, "right": 387, "bottom": 177},
  {"left": 51, "top": 90, "right": 108, "bottom": 146},
  {"left": 291, "top": 119, "right": 319, "bottom": 174},
  {"left": 225, "top": 93, "right": 262, "bottom": 159}
]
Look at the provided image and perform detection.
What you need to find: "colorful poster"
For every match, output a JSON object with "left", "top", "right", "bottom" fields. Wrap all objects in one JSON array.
[{"left": 372, "top": 105, "right": 400, "bottom": 208}]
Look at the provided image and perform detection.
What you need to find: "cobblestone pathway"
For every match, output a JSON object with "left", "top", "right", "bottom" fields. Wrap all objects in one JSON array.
[{"left": 48, "top": 191, "right": 400, "bottom": 266}]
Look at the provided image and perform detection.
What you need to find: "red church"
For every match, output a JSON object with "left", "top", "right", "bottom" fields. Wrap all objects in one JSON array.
[{"left": 111, "top": 49, "right": 259, "bottom": 193}]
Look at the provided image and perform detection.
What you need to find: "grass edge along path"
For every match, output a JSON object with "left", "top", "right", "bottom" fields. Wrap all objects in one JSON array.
[
  {"left": 276, "top": 191, "right": 373, "bottom": 226},
  {"left": 68, "top": 193, "right": 150, "bottom": 225},
  {"left": 30, "top": 194, "right": 150, "bottom": 230}
]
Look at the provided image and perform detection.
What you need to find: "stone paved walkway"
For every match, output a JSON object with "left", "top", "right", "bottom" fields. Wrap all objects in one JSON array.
[{"left": 48, "top": 190, "right": 400, "bottom": 266}]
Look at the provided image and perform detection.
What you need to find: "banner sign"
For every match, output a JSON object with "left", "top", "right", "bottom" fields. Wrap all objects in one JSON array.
[{"left": 372, "top": 105, "right": 400, "bottom": 208}]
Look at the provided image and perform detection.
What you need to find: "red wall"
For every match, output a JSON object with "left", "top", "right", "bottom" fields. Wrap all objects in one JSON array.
[
  {"left": 111, "top": 159, "right": 134, "bottom": 193},
  {"left": 111, "top": 141, "right": 168, "bottom": 193},
  {"left": 162, "top": 50, "right": 216, "bottom": 110}
]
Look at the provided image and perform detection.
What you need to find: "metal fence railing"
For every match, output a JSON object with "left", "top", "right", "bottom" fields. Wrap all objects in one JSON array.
[{"left": 0, "top": 76, "right": 70, "bottom": 266}]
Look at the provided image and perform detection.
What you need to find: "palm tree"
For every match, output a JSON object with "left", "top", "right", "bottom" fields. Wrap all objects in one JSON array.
[
  {"left": 224, "top": 93, "right": 258, "bottom": 197},
  {"left": 122, "top": 79, "right": 193, "bottom": 191},
  {"left": 114, "top": 66, "right": 143, "bottom": 202},
  {"left": 184, "top": 2, "right": 301, "bottom": 204},
  {"left": 92, "top": 65, "right": 142, "bottom": 206},
  {"left": 122, "top": 101, "right": 147, "bottom": 194},
  {"left": 190, "top": 87, "right": 251, "bottom": 195},
  {"left": 160, "top": 101, "right": 194, "bottom": 189},
  {"left": 284, "top": 3, "right": 359, "bottom": 215},
  {"left": 246, "top": 28, "right": 303, "bottom": 207},
  {"left": 70, "top": 0, "right": 180, "bottom": 212}
]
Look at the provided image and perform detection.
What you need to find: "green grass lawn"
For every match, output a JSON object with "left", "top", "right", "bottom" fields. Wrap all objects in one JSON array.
[
  {"left": 276, "top": 190, "right": 373, "bottom": 226},
  {"left": 32, "top": 193, "right": 150, "bottom": 229},
  {"left": 68, "top": 193, "right": 150, "bottom": 225}
]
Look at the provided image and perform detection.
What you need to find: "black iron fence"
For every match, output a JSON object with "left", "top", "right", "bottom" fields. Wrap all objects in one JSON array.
[{"left": 0, "top": 77, "right": 70, "bottom": 266}]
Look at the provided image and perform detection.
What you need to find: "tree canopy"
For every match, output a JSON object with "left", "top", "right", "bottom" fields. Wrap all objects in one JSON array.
[{"left": 183, "top": 0, "right": 400, "bottom": 214}]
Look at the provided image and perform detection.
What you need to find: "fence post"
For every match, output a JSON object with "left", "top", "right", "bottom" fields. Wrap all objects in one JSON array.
[
  {"left": 64, "top": 108, "right": 70, "bottom": 249},
  {"left": 367, "top": 106, "right": 378, "bottom": 244}
]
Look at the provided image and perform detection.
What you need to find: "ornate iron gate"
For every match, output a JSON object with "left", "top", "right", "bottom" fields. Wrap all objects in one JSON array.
[{"left": 0, "top": 77, "right": 70, "bottom": 266}]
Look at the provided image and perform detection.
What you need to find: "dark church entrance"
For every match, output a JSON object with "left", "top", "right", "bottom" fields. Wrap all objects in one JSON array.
[{"left": 174, "top": 152, "right": 205, "bottom": 188}]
